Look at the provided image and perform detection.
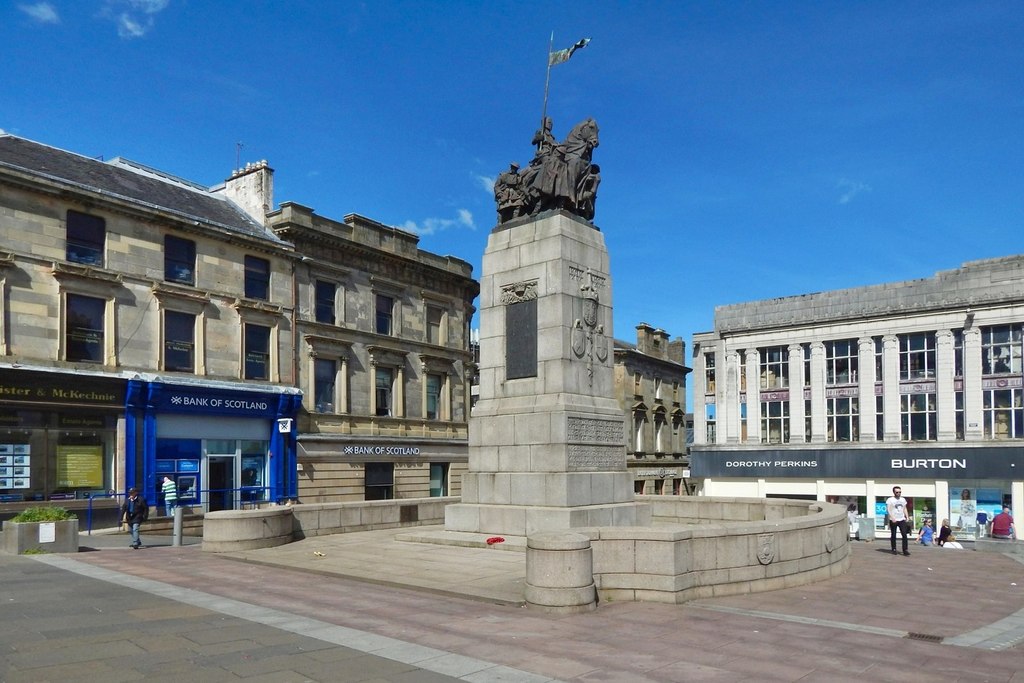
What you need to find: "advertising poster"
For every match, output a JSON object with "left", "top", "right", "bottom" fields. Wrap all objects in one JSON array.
[
  {"left": 951, "top": 487, "right": 977, "bottom": 534},
  {"left": 56, "top": 445, "right": 103, "bottom": 488}
]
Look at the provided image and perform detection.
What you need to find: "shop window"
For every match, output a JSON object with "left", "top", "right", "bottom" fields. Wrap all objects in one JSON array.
[
  {"left": 65, "top": 293, "right": 105, "bottom": 363},
  {"left": 315, "top": 280, "right": 336, "bottom": 325},
  {"left": 164, "top": 235, "right": 196, "bottom": 285},
  {"left": 425, "top": 372, "right": 443, "bottom": 420},
  {"left": 314, "top": 358, "right": 337, "bottom": 413},
  {"left": 759, "top": 346, "right": 789, "bottom": 389},
  {"left": 375, "top": 367, "right": 394, "bottom": 416},
  {"left": 244, "top": 255, "right": 270, "bottom": 301},
  {"left": 982, "top": 324, "right": 1023, "bottom": 375},
  {"left": 901, "top": 393, "right": 936, "bottom": 441},
  {"left": 825, "top": 339, "right": 858, "bottom": 385},
  {"left": 244, "top": 324, "right": 270, "bottom": 380},
  {"left": 983, "top": 388, "right": 1024, "bottom": 440},
  {"left": 760, "top": 399, "right": 789, "bottom": 443},
  {"left": 66, "top": 210, "right": 105, "bottom": 266},
  {"left": 429, "top": 462, "right": 448, "bottom": 497},
  {"left": 163, "top": 310, "right": 196, "bottom": 372},
  {"left": 827, "top": 397, "right": 859, "bottom": 442},
  {"left": 426, "top": 305, "right": 443, "bottom": 345},
  {"left": 899, "top": 332, "right": 936, "bottom": 380},
  {"left": 364, "top": 462, "right": 393, "bottom": 500},
  {"left": 375, "top": 294, "right": 394, "bottom": 335}
]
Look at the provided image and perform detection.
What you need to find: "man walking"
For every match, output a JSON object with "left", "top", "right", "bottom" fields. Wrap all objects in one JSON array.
[
  {"left": 886, "top": 485, "right": 911, "bottom": 556},
  {"left": 121, "top": 487, "right": 148, "bottom": 549}
]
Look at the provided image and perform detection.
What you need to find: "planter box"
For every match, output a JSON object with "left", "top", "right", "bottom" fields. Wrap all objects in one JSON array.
[{"left": 2, "top": 518, "right": 79, "bottom": 554}]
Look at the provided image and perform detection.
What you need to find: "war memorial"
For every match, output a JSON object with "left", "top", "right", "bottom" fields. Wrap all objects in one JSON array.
[{"left": 202, "top": 113, "right": 851, "bottom": 612}]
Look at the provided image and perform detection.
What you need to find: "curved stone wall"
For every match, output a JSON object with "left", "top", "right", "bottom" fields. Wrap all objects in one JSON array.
[
  {"left": 526, "top": 497, "right": 850, "bottom": 607},
  {"left": 202, "top": 507, "right": 293, "bottom": 552}
]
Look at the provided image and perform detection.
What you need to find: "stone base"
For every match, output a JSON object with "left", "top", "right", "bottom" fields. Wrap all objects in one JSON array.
[{"left": 445, "top": 500, "right": 651, "bottom": 537}]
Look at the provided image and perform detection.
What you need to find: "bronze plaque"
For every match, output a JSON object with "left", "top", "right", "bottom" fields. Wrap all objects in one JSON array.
[{"left": 506, "top": 299, "right": 537, "bottom": 379}]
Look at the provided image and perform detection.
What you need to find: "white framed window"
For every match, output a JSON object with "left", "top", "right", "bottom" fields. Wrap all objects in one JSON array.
[
  {"left": 900, "top": 393, "right": 936, "bottom": 441},
  {"left": 982, "top": 325, "right": 1023, "bottom": 375},
  {"left": 759, "top": 346, "right": 789, "bottom": 389},
  {"left": 825, "top": 339, "right": 858, "bottom": 385},
  {"left": 899, "top": 332, "right": 936, "bottom": 380},
  {"left": 761, "top": 400, "right": 789, "bottom": 443},
  {"left": 827, "top": 397, "right": 859, "bottom": 442}
]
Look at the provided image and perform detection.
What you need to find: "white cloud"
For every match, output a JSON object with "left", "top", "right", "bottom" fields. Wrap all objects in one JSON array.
[
  {"left": 837, "top": 178, "right": 871, "bottom": 205},
  {"left": 103, "top": 0, "right": 170, "bottom": 39},
  {"left": 475, "top": 173, "right": 495, "bottom": 195},
  {"left": 18, "top": 2, "right": 59, "bottom": 24},
  {"left": 400, "top": 209, "right": 476, "bottom": 236}
]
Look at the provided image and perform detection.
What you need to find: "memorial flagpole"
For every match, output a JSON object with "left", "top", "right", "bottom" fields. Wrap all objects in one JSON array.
[{"left": 541, "top": 32, "right": 555, "bottom": 141}]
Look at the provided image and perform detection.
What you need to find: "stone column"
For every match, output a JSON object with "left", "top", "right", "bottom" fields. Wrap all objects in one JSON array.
[
  {"left": 788, "top": 344, "right": 805, "bottom": 443},
  {"left": 882, "top": 335, "right": 900, "bottom": 441},
  {"left": 745, "top": 348, "right": 761, "bottom": 444},
  {"left": 963, "top": 327, "right": 984, "bottom": 440},
  {"left": 936, "top": 330, "right": 956, "bottom": 441},
  {"left": 857, "top": 337, "right": 876, "bottom": 442},
  {"left": 809, "top": 342, "right": 826, "bottom": 443},
  {"left": 724, "top": 350, "right": 742, "bottom": 444}
]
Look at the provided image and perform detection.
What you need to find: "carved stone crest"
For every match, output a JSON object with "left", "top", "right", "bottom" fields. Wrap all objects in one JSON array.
[
  {"left": 501, "top": 281, "right": 537, "bottom": 305},
  {"left": 756, "top": 533, "right": 776, "bottom": 565},
  {"left": 570, "top": 268, "right": 607, "bottom": 386}
]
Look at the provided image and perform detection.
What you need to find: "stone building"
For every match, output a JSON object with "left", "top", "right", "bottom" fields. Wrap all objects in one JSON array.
[
  {"left": 691, "top": 256, "right": 1024, "bottom": 535},
  {"left": 0, "top": 134, "right": 301, "bottom": 516},
  {"left": 268, "top": 204, "right": 478, "bottom": 502},
  {"left": 0, "top": 132, "right": 478, "bottom": 516},
  {"left": 613, "top": 323, "right": 691, "bottom": 495}
]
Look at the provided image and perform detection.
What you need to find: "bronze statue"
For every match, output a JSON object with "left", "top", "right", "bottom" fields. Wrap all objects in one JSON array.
[{"left": 495, "top": 117, "right": 601, "bottom": 225}]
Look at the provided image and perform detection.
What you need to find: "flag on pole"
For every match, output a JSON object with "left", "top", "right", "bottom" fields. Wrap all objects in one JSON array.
[{"left": 549, "top": 37, "right": 591, "bottom": 66}]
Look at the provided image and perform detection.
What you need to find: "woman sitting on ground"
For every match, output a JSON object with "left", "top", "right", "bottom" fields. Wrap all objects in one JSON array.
[{"left": 937, "top": 519, "right": 963, "bottom": 549}]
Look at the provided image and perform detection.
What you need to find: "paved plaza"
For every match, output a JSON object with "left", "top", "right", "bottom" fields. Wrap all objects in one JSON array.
[{"left": 4, "top": 528, "right": 1024, "bottom": 681}]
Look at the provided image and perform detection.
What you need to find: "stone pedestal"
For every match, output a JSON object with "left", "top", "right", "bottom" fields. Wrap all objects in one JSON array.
[{"left": 445, "top": 211, "right": 650, "bottom": 536}]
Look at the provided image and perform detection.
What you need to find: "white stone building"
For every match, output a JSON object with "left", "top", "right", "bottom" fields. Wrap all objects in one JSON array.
[{"left": 691, "top": 256, "right": 1024, "bottom": 536}]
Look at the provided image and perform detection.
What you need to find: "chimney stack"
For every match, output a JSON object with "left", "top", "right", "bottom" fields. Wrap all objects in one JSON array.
[{"left": 219, "top": 160, "right": 274, "bottom": 225}]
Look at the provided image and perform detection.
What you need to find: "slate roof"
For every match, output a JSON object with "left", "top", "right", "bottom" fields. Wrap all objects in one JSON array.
[{"left": 0, "top": 133, "right": 286, "bottom": 245}]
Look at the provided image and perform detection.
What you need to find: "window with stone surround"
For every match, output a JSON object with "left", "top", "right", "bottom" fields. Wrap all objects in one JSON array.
[
  {"left": 759, "top": 346, "right": 789, "bottom": 389},
  {"left": 900, "top": 392, "right": 936, "bottom": 441},
  {"left": 760, "top": 399, "right": 789, "bottom": 443},
  {"left": 243, "top": 323, "right": 271, "bottom": 380},
  {"left": 375, "top": 366, "right": 394, "bottom": 416},
  {"left": 66, "top": 210, "right": 105, "bottom": 266},
  {"left": 825, "top": 339, "right": 858, "bottom": 385},
  {"left": 314, "top": 280, "right": 336, "bottom": 325},
  {"left": 426, "top": 304, "right": 444, "bottom": 345},
  {"left": 899, "top": 332, "right": 936, "bottom": 380},
  {"left": 703, "top": 353, "right": 715, "bottom": 393},
  {"left": 827, "top": 396, "right": 859, "bottom": 442},
  {"left": 954, "top": 329, "right": 964, "bottom": 378},
  {"left": 163, "top": 310, "right": 196, "bottom": 372},
  {"left": 65, "top": 293, "right": 105, "bottom": 363},
  {"left": 375, "top": 294, "right": 394, "bottom": 335},
  {"left": 244, "top": 255, "right": 270, "bottom": 301},
  {"left": 705, "top": 402, "right": 716, "bottom": 443},
  {"left": 314, "top": 358, "right": 337, "bottom": 413},
  {"left": 164, "top": 235, "right": 196, "bottom": 286},
  {"left": 982, "top": 324, "right": 1023, "bottom": 375},
  {"left": 983, "top": 388, "right": 1023, "bottom": 440},
  {"left": 425, "top": 372, "right": 444, "bottom": 420}
]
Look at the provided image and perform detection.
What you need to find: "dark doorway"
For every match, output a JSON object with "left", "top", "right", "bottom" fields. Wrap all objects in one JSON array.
[{"left": 208, "top": 456, "right": 235, "bottom": 511}]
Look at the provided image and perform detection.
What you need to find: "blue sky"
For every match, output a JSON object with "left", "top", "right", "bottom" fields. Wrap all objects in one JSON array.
[{"left": 3, "top": 1, "right": 1023, "bottom": 360}]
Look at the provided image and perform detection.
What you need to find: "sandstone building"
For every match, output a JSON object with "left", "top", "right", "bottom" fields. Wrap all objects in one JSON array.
[
  {"left": 0, "top": 133, "right": 477, "bottom": 516},
  {"left": 613, "top": 323, "right": 690, "bottom": 495}
]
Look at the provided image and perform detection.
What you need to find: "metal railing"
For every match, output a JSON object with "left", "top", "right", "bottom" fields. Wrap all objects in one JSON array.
[{"left": 85, "top": 486, "right": 274, "bottom": 534}]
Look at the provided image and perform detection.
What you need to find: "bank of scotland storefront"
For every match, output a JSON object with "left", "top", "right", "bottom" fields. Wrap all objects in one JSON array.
[{"left": 126, "top": 378, "right": 302, "bottom": 512}]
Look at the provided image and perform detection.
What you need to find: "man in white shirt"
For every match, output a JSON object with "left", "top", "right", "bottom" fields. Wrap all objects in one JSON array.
[{"left": 886, "top": 485, "right": 911, "bottom": 556}]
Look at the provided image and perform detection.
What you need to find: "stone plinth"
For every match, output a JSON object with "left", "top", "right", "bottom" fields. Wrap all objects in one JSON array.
[{"left": 446, "top": 211, "right": 649, "bottom": 536}]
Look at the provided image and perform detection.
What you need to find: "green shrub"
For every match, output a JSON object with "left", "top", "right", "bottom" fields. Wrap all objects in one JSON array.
[{"left": 11, "top": 507, "right": 76, "bottom": 523}]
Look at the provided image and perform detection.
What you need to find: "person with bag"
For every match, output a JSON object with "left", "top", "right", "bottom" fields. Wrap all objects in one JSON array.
[
  {"left": 886, "top": 485, "right": 911, "bottom": 556},
  {"left": 121, "top": 487, "right": 149, "bottom": 549}
]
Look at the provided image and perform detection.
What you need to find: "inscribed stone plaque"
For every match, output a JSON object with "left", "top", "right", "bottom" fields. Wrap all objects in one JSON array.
[
  {"left": 506, "top": 299, "right": 537, "bottom": 379},
  {"left": 567, "top": 445, "right": 624, "bottom": 471}
]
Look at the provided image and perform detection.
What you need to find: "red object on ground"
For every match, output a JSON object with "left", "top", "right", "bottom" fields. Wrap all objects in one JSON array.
[{"left": 486, "top": 536, "right": 505, "bottom": 545}]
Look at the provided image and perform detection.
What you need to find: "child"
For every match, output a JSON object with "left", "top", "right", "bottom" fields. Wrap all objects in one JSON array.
[{"left": 918, "top": 519, "right": 934, "bottom": 546}]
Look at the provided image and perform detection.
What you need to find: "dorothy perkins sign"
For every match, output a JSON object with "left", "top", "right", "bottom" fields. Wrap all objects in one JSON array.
[{"left": 690, "top": 447, "right": 1024, "bottom": 479}]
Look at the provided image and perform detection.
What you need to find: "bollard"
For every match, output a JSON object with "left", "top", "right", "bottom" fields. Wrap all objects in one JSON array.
[
  {"left": 525, "top": 532, "right": 597, "bottom": 613},
  {"left": 172, "top": 506, "right": 183, "bottom": 547}
]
